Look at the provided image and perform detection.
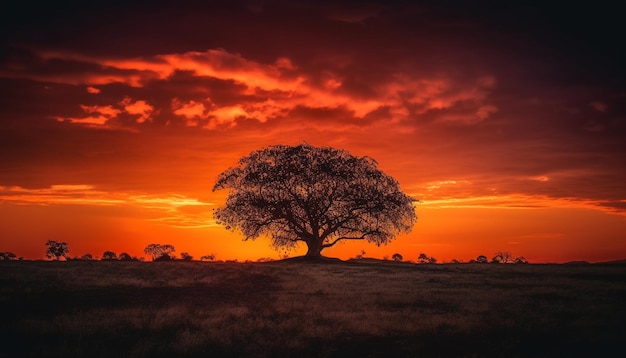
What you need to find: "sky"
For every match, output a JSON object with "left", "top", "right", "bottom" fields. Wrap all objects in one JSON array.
[{"left": 1, "top": 0, "right": 625, "bottom": 263}]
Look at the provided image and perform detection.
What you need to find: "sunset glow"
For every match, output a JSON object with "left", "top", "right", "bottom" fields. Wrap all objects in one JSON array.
[{"left": 1, "top": 1, "right": 624, "bottom": 263}]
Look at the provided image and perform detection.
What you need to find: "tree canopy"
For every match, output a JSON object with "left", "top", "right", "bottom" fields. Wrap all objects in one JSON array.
[
  {"left": 45, "top": 240, "right": 69, "bottom": 261},
  {"left": 144, "top": 243, "right": 175, "bottom": 261},
  {"left": 212, "top": 143, "right": 417, "bottom": 258}
]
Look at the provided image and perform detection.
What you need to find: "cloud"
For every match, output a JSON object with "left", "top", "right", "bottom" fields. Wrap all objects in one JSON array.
[
  {"left": 2, "top": 47, "right": 500, "bottom": 130},
  {"left": 589, "top": 101, "right": 608, "bottom": 113},
  {"left": 121, "top": 97, "right": 154, "bottom": 124},
  {"left": 0, "top": 185, "right": 216, "bottom": 228},
  {"left": 55, "top": 97, "right": 154, "bottom": 126},
  {"left": 57, "top": 104, "right": 121, "bottom": 125}
]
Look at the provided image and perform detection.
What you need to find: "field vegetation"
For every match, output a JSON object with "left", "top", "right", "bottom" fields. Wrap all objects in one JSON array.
[{"left": 1, "top": 259, "right": 625, "bottom": 357}]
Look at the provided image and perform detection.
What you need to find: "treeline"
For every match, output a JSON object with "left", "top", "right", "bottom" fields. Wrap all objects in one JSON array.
[
  {"left": 0, "top": 241, "right": 216, "bottom": 262},
  {"left": 360, "top": 251, "right": 528, "bottom": 264},
  {"left": 2, "top": 241, "right": 528, "bottom": 264}
]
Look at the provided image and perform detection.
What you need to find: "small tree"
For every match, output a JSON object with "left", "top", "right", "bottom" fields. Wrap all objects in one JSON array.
[
  {"left": 154, "top": 253, "right": 173, "bottom": 261},
  {"left": 200, "top": 254, "right": 216, "bottom": 261},
  {"left": 118, "top": 252, "right": 134, "bottom": 261},
  {"left": 102, "top": 251, "right": 117, "bottom": 260},
  {"left": 212, "top": 144, "right": 417, "bottom": 259},
  {"left": 474, "top": 255, "right": 488, "bottom": 263},
  {"left": 417, "top": 253, "right": 436, "bottom": 264},
  {"left": 353, "top": 250, "right": 366, "bottom": 259},
  {"left": 392, "top": 253, "right": 403, "bottom": 262},
  {"left": 180, "top": 252, "right": 193, "bottom": 261},
  {"left": 514, "top": 256, "right": 528, "bottom": 264},
  {"left": 45, "top": 240, "right": 69, "bottom": 260},
  {"left": 0, "top": 252, "right": 17, "bottom": 260},
  {"left": 144, "top": 244, "right": 176, "bottom": 261},
  {"left": 492, "top": 251, "right": 513, "bottom": 264},
  {"left": 80, "top": 253, "right": 94, "bottom": 260}
]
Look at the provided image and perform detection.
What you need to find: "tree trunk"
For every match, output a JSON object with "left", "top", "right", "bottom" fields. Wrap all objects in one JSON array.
[{"left": 304, "top": 239, "right": 323, "bottom": 258}]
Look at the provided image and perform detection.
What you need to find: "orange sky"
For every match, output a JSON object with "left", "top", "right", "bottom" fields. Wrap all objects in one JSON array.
[{"left": 1, "top": 1, "right": 625, "bottom": 263}]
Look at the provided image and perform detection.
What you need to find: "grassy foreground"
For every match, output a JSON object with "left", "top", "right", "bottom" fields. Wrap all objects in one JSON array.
[{"left": 1, "top": 260, "right": 625, "bottom": 357}]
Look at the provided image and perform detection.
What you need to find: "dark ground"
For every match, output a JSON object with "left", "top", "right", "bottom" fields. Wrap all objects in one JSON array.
[{"left": 1, "top": 260, "right": 625, "bottom": 357}]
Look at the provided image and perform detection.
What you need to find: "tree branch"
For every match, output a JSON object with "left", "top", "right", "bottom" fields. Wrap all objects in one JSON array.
[{"left": 321, "top": 235, "right": 367, "bottom": 248}]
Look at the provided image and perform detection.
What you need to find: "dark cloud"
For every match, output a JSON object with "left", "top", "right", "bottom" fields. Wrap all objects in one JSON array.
[{"left": 0, "top": 0, "right": 624, "bottom": 214}]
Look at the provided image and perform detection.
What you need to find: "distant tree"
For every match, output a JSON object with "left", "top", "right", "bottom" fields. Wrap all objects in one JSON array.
[
  {"left": 156, "top": 254, "right": 172, "bottom": 261},
  {"left": 392, "top": 253, "right": 403, "bottom": 262},
  {"left": 492, "top": 251, "right": 513, "bottom": 264},
  {"left": 474, "top": 255, "right": 488, "bottom": 263},
  {"left": 118, "top": 252, "right": 134, "bottom": 261},
  {"left": 200, "top": 254, "right": 216, "bottom": 261},
  {"left": 102, "top": 251, "right": 117, "bottom": 260},
  {"left": 212, "top": 144, "right": 417, "bottom": 259},
  {"left": 144, "top": 244, "right": 175, "bottom": 261},
  {"left": 353, "top": 250, "right": 366, "bottom": 259},
  {"left": 417, "top": 253, "right": 436, "bottom": 264},
  {"left": 450, "top": 259, "right": 461, "bottom": 264},
  {"left": 180, "top": 252, "right": 193, "bottom": 261},
  {"left": 514, "top": 256, "right": 528, "bottom": 264},
  {"left": 80, "top": 253, "right": 94, "bottom": 261},
  {"left": 256, "top": 257, "right": 273, "bottom": 262},
  {"left": 0, "top": 252, "right": 17, "bottom": 260},
  {"left": 45, "top": 240, "right": 69, "bottom": 260}
]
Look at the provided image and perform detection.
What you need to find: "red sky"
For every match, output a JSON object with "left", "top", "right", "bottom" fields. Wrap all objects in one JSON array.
[{"left": 1, "top": 1, "right": 625, "bottom": 263}]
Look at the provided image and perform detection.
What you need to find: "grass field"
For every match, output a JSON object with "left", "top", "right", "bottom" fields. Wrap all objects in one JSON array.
[{"left": 1, "top": 259, "right": 625, "bottom": 357}]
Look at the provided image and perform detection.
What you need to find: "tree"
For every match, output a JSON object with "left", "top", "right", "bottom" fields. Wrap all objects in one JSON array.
[
  {"left": 118, "top": 252, "right": 134, "bottom": 261},
  {"left": 492, "top": 251, "right": 513, "bottom": 264},
  {"left": 180, "top": 252, "right": 193, "bottom": 261},
  {"left": 212, "top": 144, "right": 417, "bottom": 258},
  {"left": 474, "top": 255, "right": 488, "bottom": 264},
  {"left": 200, "top": 254, "right": 216, "bottom": 261},
  {"left": 0, "top": 252, "right": 17, "bottom": 260},
  {"left": 102, "top": 251, "right": 117, "bottom": 260},
  {"left": 45, "top": 240, "right": 69, "bottom": 260},
  {"left": 80, "top": 253, "right": 94, "bottom": 261},
  {"left": 417, "top": 253, "right": 436, "bottom": 264},
  {"left": 144, "top": 244, "right": 175, "bottom": 261},
  {"left": 392, "top": 253, "right": 403, "bottom": 262},
  {"left": 514, "top": 256, "right": 528, "bottom": 264}
]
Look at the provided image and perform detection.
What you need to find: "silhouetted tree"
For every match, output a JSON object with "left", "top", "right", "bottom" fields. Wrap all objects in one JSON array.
[
  {"left": 492, "top": 251, "right": 513, "bottom": 264},
  {"left": 474, "top": 255, "right": 488, "bottom": 263},
  {"left": 200, "top": 254, "right": 216, "bottom": 261},
  {"left": 118, "top": 252, "right": 134, "bottom": 261},
  {"left": 450, "top": 259, "right": 461, "bottom": 264},
  {"left": 80, "top": 253, "right": 94, "bottom": 260},
  {"left": 102, "top": 251, "right": 117, "bottom": 260},
  {"left": 45, "top": 240, "right": 69, "bottom": 260},
  {"left": 212, "top": 144, "right": 417, "bottom": 258},
  {"left": 514, "top": 256, "right": 528, "bottom": 264},
  {"left": 144, "top": 244, "right": 175, "bottom": 261},
  {"left": 180, "top": 252, "right": 193, "bottom": 261},
  {"left": 353, "top": 250, "right": 366, "bottom": 259},
  {"left": 154, "top": 253, "right": 173, "bottom": 261},
  {"left": 392, "top": 253, "right": 403, "bottom": 262},
  {"left": 0, "top": 252, "right": 17, "bottom": 260},
  {"left": 417, "top": 253, "right": 436, "bottom": 264}
]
